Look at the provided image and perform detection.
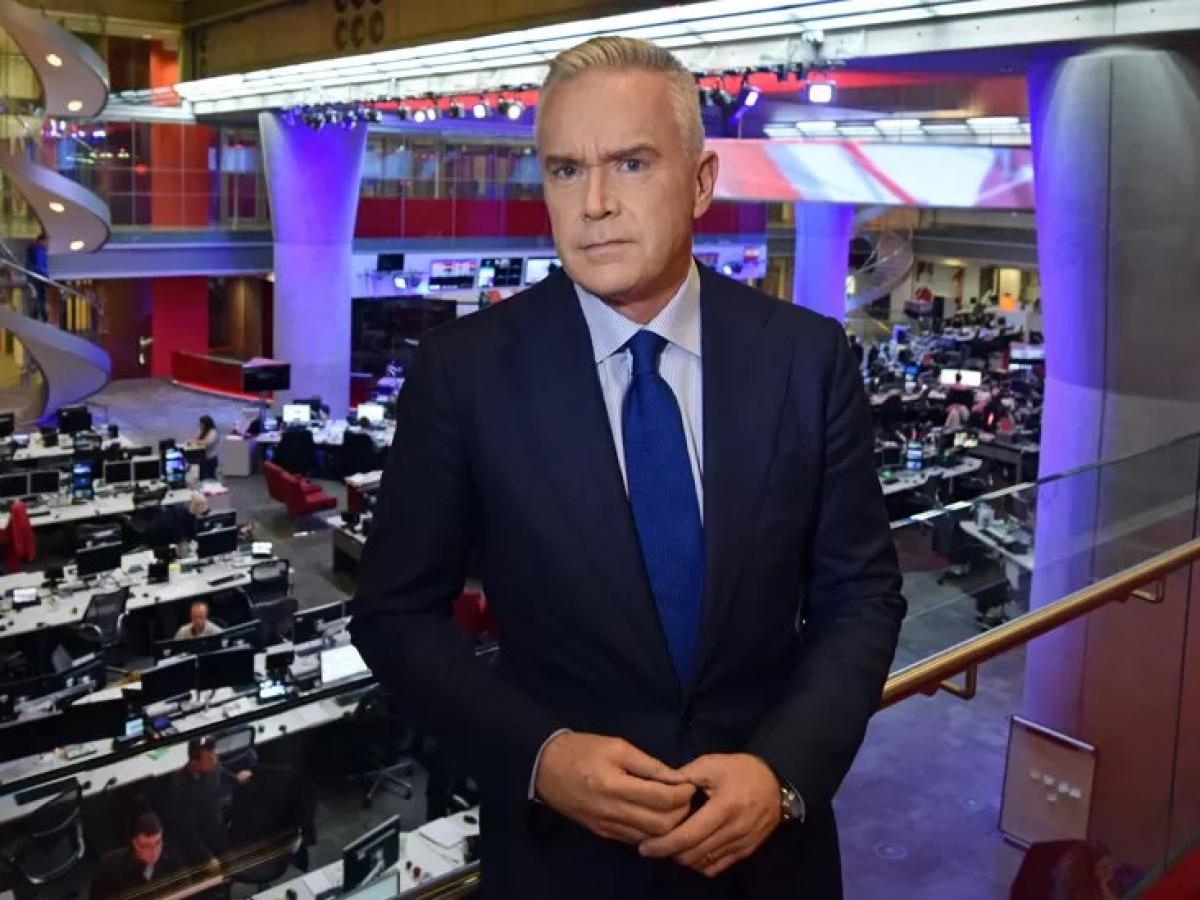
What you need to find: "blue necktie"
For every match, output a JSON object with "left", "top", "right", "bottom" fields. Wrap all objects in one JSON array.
[{"left": 622, "top": 330, "right": 704, "bottom": 685}]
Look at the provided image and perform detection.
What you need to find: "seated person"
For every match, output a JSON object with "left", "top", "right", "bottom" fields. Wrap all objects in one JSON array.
[
  {"left": 945, "top": 403, "right": 970, "bottom": 432},
  {"left": 175, "top": 600, "right": 222, "bottom": 640},
  {"left": 90, "top": 811, "right": 182, "bottom": 900},
  {"left": 134, "top": 492, "right": 208, "bottom": 551},
  {"left": 165, "top": 736, "right": 253, "bottom": 872}
]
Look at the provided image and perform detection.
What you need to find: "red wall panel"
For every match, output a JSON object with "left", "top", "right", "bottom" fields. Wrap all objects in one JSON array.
[
  {"left": 150, "top": 277, "right": 209, "bottom": 378},
  {"left": 355, "top": 197, "right": 762, "bottom": 240}
]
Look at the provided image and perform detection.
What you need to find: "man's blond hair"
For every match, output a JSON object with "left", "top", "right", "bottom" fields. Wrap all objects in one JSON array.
[{"left": 535, "top": 36, "right": 704, "bottom": 158}]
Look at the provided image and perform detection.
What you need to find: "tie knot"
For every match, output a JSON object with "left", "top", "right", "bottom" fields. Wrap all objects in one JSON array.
[{"left": 625, "top": 330, "right": 667, "bottom": 377}]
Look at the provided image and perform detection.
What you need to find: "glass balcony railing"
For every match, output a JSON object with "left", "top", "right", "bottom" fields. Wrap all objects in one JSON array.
[{"left": 1, "top": 434, "right": 1198, "bottom": 900}]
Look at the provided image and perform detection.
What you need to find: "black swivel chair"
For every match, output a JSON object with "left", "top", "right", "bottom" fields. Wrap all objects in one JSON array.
[
  {"left": 340, "top": 430, "right": 379, "bottom": 478},
  {"left": 272, "top": 428, "right": 319, "bottom": 477},
  {"left": 211, "top": 725, "right": 258, "bottom": 824},
  {"left": 349, "top": 688, "right": 415, "bottom": 808},
  {"left": 932, "top": 512, "right": 973, "bottom": 584},
  {"left": 0, "top": 782, "right": 86, "bottom": 899},
  {"left": 72, "top": 587, "right": 130, "bottom": 672}
]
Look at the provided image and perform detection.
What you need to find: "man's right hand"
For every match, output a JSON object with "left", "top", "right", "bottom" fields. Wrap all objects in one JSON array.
[{"left": 534, "top": 732, "right": 695, "bottom": 845}]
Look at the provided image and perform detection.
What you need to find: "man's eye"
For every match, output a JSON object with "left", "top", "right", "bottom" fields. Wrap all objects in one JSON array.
[
  {"left": 619, "top": 158, "right": 645, "bottom": 173},
  {"left": 552, "top": 165, "right": 579, "bottom": 179}
]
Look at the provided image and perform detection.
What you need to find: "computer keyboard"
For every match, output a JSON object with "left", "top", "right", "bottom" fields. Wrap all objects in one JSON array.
[{"left": 207, "top": 574, "right": 241, "bottom": 587}]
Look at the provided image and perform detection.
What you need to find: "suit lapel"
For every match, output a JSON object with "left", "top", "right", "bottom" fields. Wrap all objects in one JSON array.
[
  {"left": 692, "top": 267, "right": 791, "bottom": 693},
  {"left": 505, "top": 272, "right": 679, "bottom": 693}
]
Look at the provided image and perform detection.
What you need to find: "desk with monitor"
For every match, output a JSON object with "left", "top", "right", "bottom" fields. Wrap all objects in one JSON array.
[
  {"left": 0, "top": 634, "right": 371, "bottom": 824},
  {"left": 0, "top": 545, "right": 272, "bottom": 642},
  {"left": 0, "top": 478, "right": 229, "bottom": 531},
  {"left": 255, "top": 808, "right": 479, "bottom": 900}
]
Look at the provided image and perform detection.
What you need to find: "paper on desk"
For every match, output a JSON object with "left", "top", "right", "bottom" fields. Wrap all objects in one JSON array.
[
  {"left": 417, "top": 818, "right": 469, "bottom": 849},
  {"left": 303, "top": 868, "right": 337, "bottom": 894}
]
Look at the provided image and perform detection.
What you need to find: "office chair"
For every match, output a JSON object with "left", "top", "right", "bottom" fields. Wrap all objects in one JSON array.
[
  {"left": 877, "top": 394, "right": 905, "bottom": 434},
  {"left": 340, "top": 429, "right": 380, "bottom": 477},
  {"left": 251, "top": 595, "right": 298, "bottom": 647},
  {"left": 228, "top": 830, "right": 305, "bottom": 891},
  {"left": 349, "top": 688, "right": 415, "bottom": 809},
  {"left": 272, "top": 428, "right": 319, "bottom": 477},
  {"left": 246, "top": 559, "right": 290, "bottom": 603},
  {"left": 210, "top": 725, "right": 259, "bottom": 824},
  {"left": 932, "top": 513, "right": 973, "bottom": 584},
  {"left": 0, "top": 781, "right": 86, "bottom": 898},
  {"left": 239, "top": 560, "right": 295, "bottom": 645},
  {"left": 72, "top": 587, "right": 130, "bottom": 672}
]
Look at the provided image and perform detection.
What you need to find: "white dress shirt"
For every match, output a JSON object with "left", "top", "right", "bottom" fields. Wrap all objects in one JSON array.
[{"left": 575, "top": 261, "right": 704, "bottom": 510}]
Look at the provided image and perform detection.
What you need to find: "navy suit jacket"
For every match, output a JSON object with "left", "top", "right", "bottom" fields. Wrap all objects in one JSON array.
[{"left": 351, "top": 264, "right": 905, "bottom": 899}]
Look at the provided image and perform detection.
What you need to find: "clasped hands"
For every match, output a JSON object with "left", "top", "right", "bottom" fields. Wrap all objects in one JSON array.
[{"left": 534, "top": 732, "right": 782, "bottom": 878}]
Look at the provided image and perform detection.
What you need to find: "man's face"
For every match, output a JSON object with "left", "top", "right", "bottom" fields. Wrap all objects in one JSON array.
[
  {"left": 537, "top": 68, "right": 718, "bottom": 308},
  {"left": 131, "top": 830, "right": 163, "bottom": 867},
  {"left": 194, "top": 747, "right": 218, "bottom": 774},
  {"left": 190, "top": 604, "right": 208, "bottom": 632}
]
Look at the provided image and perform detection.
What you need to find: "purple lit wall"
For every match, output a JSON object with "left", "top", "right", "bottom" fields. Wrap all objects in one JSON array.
[
  {"left": 791, "top": 202, "right": 853, "bottom": 321},
  {"left": 1024, "top": 46, "right": 1200, "bottom": 870},
  {"left": 258, "top": 112, "right": 366, "bottom": 408}
]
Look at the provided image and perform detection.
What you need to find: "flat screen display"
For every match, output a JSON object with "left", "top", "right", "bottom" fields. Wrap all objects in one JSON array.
[
  {"left": 479, "top": 258, "right": 523, "bottom": 289},
  {"left": 428, "top": 260, "right": 478, "bottom": 291},
  {"left": 939, "top": 368, "right": 983, "bottom": 388},
  {"left": 524, "top": 258, "right": 560, "bottom": 284}
]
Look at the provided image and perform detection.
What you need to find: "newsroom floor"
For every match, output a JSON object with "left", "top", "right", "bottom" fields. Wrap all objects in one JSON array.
[{"left": 20, "top": 379, "right": 1028, "bottom": 899}]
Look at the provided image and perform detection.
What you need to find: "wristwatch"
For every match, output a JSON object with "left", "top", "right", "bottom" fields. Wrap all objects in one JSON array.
[{"left": 780, "top": 783, "right": 804, "bottom": 823}]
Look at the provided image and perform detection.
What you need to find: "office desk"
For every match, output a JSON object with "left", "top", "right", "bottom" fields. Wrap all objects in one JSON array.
[
  {"left": 345, "top": 470, "right": 382, "bottom": 514},
  {"left": 256, "top": 808, "right": 479, "bottom": 899},
  {"left": 960, "top": 520, "right": 1034, "bottom": 589},
  {"left": 256, "top": 422, "right": 395, "bottom": 451},
  {"left": 0, "top": 547, "right": 270, "bottom": 641},
  {"left": 0, "top": 646, "right": 371, "bottom": 824},
  {"left": 879, "top": 456, "right": 982, "bottom": 497},
  {"left": 10, "top": 434, "right": 133, "bottom": 467},
  {"left": 969, "top": 440, "right": 1041, "bottom": 482},
  {"left": 0, "top": 482, "right": 230, "bottom": 531},
  {"left": 869, "top": 391, "right": 922, "bottom": 408},
  {"left": 327, "top": 516, "right": 367, "bottom": 574}
]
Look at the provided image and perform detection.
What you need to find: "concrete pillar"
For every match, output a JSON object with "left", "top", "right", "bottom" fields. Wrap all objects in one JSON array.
[
  {"left": 258, "top": 112, "right": 366, "bottom": 408},
  {"left": 791, "top": 202, "right": 854, "bottom": 321},
  {"left": 1022, "top": 46, "right": 1200, "bottom": 871}
]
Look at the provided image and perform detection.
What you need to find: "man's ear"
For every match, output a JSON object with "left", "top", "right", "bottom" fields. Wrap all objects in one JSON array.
[{"left": 692, "top": 149, "right": 719, "bottom": 220}]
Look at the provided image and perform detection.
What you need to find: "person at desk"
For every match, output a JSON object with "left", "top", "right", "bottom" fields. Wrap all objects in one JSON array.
[
  {"left": 194, "top": 416, "right": 219, "bottom": 481},
  {"left": 353, "top": 35, "right": 904, "bottom": 900},
  {"left": 165, "top": 736, "right": 252, "bottom": 872},
  {"left": 175, "top": 600, "right": 222, "bottom": 640},
  {"left": 91, "top": 812, "right": 184, "bottom": 900}
]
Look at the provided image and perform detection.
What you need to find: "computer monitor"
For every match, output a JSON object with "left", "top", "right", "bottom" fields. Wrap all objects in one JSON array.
[
  {"left": 157, "top": 438, "right": 176, "bottom": 455},
  {"left": 104, "top": 460, "right": 133, "bottom": 486},
  {"left": 0, "top": 412, "right": 14, "bottom": 440},
  {"left": 905, "top": 441, "right": 925, "bottom": 472},
  {"left": 0, "top": 472, "right": 28, "bottom": 500},
  {"left": 196, "top": 646, "right": 255, "bottom": 691},
  {"left": 163, "top": 449, "right": 186, "bottom": 489},
  {"left": 195, "top": 510, "right": 237, "bottom": 534},
  {"left": 281, "top": 404, "right": 312, "bottom": 426},
  {"left": 196, "top": 527, "right": 238, "bottom": 559},
  {"left": 30, "top": 470, "right": 60, "bottom": 496},
  {"left": 57, "top": 405, "right": 91, "bottom": 435},
  {"left": 293, "top": 602, "right": 347, "bottom": 643},
  {"left": 133, "top": 458, "right": 161, "bottom": 483},
  {"left": 62, "top": 696, "right": 128, "bottom": 744},
  {"left": 154, "top": 619, "right": 260, "bottom": 660},
  {"left": 356, "top": 403, "right": 385, "bottom": 426},
  {"left": 140, "top": 656, "right": 197, "bottom": 704},
  {"left": 39, "top": 426, "right": 59, "bottom": 447},
  {"left": 0, "top": 713, "right": 68, "bottom": 763},
  {"left": 939, "top": 368, "right": 983, "bottom": 388},
  {"left": 342, "top": 816, "right": 401, "bottom": 894},
  {"left": 76, "top": 541, "right": 122, "bottom": 578},
  {"left": 264, "top": 647, "right": 294, "bottom": 678},
  {"left": 71, "top": 461, "right": 94, "bottom": 502},
  {"left": 77, "top": 523, "right": 121, "bottom": 549},
  {"left": 320, "top": 644, "right": 368, "bottom": 685},
  {"left": 904, "top": 364, "right": 919, "bottom": 379},
  {"left": 881, "top": 444, "right": 903, "bottom": 469}
]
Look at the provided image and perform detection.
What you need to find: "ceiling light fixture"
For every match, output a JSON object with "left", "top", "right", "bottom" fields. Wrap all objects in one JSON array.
[
  {"left": 69, "top": 240, "right": 85, "bottom": 251},
  {"left": 48, "top": 201, "right": 66, "bottom": 213},
  {"left": 45, "top": 53, "right": 63, "bottom": 67},
  {"left": 67, "top": 100, "right": 83, "bottom": 112}
]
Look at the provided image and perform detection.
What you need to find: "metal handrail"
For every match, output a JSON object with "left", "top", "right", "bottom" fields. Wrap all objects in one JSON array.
[{"left": 882, "top": 534, "right": 1200, "bottom": 707}]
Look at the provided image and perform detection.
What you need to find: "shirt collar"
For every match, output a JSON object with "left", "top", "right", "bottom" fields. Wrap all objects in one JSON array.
[{"left": 575, "top": 260, "right": 701, "bottom": 364}]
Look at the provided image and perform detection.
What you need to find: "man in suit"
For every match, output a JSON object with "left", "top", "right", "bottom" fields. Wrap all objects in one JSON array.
[
  {"left": 90, "top": 811, "right": 183, "bottom": 899},
  {"left": 352, "top": 35, "right": 905, "bottom": 899}
]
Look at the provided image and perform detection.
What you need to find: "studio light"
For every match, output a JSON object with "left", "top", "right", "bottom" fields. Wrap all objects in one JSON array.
[
  {"left": 472, "top": 101, "right": 488, "bottom": 119},
  {"left": 806, "top": 81, "right": 835, "bottom": 105}
]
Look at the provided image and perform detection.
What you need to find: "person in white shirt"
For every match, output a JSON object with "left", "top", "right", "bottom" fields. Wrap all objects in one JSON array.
[{"left": 175, "top": 600, "right": 222, "bottom": 640}]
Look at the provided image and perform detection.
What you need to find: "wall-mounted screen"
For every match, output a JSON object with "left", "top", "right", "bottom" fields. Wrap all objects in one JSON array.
[
  {"left": 429, "top": 260, "right": 478, "bottom": 291},
  {"left": 524, "top": 258, "right": 561, "bottom": 284},
  {"left": 479, "top": 258, "right": 524, "bottom": 289}
]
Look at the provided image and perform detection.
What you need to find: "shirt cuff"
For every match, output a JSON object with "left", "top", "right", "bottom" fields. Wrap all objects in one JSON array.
[{"left": 528, "top": 728, "right": 573, "bottom": 801}]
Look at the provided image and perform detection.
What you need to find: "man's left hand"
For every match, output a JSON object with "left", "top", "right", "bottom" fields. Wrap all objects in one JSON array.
[{"left": 637, "top": 754, "right": 782, "bottom": 878}]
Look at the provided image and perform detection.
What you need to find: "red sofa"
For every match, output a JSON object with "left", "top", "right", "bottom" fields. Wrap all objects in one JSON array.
[{"left": 263, "top": 461, "right": 338, "bottom": 519}]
